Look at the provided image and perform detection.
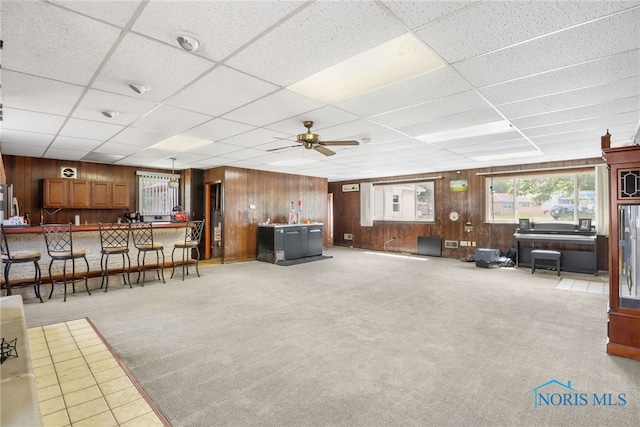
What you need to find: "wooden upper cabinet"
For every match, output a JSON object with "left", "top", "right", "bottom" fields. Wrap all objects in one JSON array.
[
  {"left": 111, "top": 182, "right": 130, "bottom": 209},
  {"left": 43, "top": 178, "right": 68, "bottom": 208},
  {"left": 44, "top": 179, "right": 130, "bottom": 209},
  {"left": 69, "top": 180, "right": 91, "bottom": 208},
  {"left": 91, "top": 181, "right": 111, "bottom": 208}
]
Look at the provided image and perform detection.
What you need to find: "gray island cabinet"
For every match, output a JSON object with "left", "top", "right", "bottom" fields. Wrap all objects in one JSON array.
[{"left": 257, "top": 223, "right": 323, "bottom": 263}]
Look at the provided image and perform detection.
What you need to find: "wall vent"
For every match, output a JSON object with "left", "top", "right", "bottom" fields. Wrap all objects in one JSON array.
[
  {"left": 444, "top": 240, "right": 459, "bottom": 249},
  {"left": 344, "top": 233, "right": 353, "bottom": 240},
  {"left": 60, "top": 166, "right": 77, "bottom": 179}
]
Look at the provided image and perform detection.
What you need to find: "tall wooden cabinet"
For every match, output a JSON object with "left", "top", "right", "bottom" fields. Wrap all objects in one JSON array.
[{"left": 603, "top": 144, "right": 640, "bottom": 361}]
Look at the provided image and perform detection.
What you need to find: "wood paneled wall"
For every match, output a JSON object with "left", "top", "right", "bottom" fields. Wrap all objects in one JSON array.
[
  {"left": 203, "top": 166, "right": 328, "bottom": 263},
  {"left": 1, "top": 155, "right": 181, "bottom": 225},
  {"left": 329, "top": 158, "right": 609, "bottom": 271}
]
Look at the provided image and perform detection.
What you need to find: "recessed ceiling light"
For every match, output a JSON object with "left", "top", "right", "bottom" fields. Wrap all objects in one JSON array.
[
  {"left": 101, "top": 111, "right": 119, "bottom": 118},
  {"left": 129, "top": 83, "right": 149, "bottom": 94},
  {"left": 288, "top": 33, "right": 446, "bottom": 104},
  {"left": 177, "top": 35, "right": 200, "bottom": 52}
]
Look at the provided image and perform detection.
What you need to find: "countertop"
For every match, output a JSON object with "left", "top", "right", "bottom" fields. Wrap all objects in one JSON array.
[
  {"left": 258, "top": 223, "right": 323, "bottom": 228},
  {"left": 3, "top": 222, "right": 188, "bottom": 235}
]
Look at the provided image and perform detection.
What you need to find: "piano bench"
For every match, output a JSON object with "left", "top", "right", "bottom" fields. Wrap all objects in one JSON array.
[{"left": 531, "top": 249, "right": 561, "bottom": 276}]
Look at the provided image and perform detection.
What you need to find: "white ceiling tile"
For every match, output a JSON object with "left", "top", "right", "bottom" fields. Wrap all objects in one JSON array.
[
  {"left": 398, "top": 108, "right": 505, "bottom": 137},
  {"left": 335, "top": 67, "right": 473, "bottom": 117},
  {"left": 382, "top": 1, "right": 477, "bottom": 30},
  {"left": 0, "top": 130, "right": 54, "bottom": 147},
  {"left": 110, "top": 127, "right": 172, "bottom": 147},
  {"left": 166, "top": 66, "right": 279, "bottom": 117},
  {"left": 3, "top": 71, "right": 84, "bottom": 116},
  {"left": 369, "top": 90, "right": 491, "bottom": 128},
  {"left": 132, "top": 1, "right": 303, "bottom": 62},
  {"left": 512, "top": 97, "right": 639, "bottom": 130},
  {"left": 454, "top": 7, "right": 640, "bottom": 87},
  {"left": 183, "top": 118, "right": 256, "bottom": 142},
  {"left": 226, "top": 1, "right": 407, "bottom": 86},
  {"left": 417, "top": 1, "right": 638, "bottom": 64},
  {"left": 3, "top": 1, "right": 122, "bottom": 85},
  {"left": 266, "top": 107, "right": 362, "bottom": 136},
  {"left": 0, "top": 143, "right": 47, "bottom": 158},
  {"left": 222, "top": 128, "right": 287, "bottom": 149},
  {"left": 92, "top": 33, "right": 215, "bottom": 102},
  {"left": 51, "top": 0, "right": 143, "bottom": 27},
  {"left": 43, "top": 147, "right": 90, "bottom": 161},
  {"left": 521, "top": 111, "right": 638, "bottom": 138},
  {"left": 480, "top": 50, "right": 640, "bottom": 105},
  {"left": 91, "top": 142, "right": 143, "bottom": 157},
  {"left": 59, "top": 118, "right": 124, "bottom": 140},
  {"left": 190, "top": 142, "right": 243, "bottom": 157},
  {"left": 50, "top": 135, "right": 104, "bottom": 151},
  {"left": 497, "top": 77, "right": 640, "bottom": 120},
  {"left": 72, "top": 89, "right": 159, "bottom": 125},
  {"left": 3, "top": 109, "right": 66, "bottom": 134},
  {"left": 222, "top": 90, "right": 325, "bottom": 127},
  {"left": 132, "top": 105, "right": 213, "bottom": 134}
]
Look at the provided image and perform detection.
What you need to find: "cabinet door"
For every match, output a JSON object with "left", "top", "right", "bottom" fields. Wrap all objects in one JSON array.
[
  {"left": 91, "top": 182, "right": 111, "bottom": 208},
  {"left": 43, "top": 179, "right": 68, "bottom": 208},
  {"left": 111, "top": 182, "right": 130, "bottom": 209},
  {"left": 69, "top": 180, "right": 91, "bottom": 208},
  {"left": 284, "top": 228, "right": 302, "bottom": 260}
]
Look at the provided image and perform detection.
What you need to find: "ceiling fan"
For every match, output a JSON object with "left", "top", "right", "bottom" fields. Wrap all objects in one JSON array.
[{"left": 268, "top": 121, "right": 359, "bottom": 156}]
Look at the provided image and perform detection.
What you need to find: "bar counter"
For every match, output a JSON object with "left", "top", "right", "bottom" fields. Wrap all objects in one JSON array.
[{"left": 3, "top": 222, "right": 188, "bottom": 283}]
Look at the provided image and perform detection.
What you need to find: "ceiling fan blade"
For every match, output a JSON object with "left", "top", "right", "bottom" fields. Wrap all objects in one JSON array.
[
  {"left": 267, "top": 144, "right": 300, "bottom": 152},
  {"left": 314, "top": 145, "right": 336, "bottom": 156},
  {"left": 319, "top": 140, "right": 359, "bottom": 146}
]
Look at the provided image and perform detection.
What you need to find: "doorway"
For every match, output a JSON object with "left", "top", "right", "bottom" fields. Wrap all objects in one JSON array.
[{"left": 205, "top": 182, "right": 223, "bottom": 260}]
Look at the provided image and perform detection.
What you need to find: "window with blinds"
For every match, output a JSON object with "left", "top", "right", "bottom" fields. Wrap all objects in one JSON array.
[{"left": 136, "top": 171, "right": 179, "bottom": 215}]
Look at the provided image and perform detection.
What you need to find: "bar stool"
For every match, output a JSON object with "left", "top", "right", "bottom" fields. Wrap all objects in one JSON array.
[
  {"left": 98, "top": 222, "right": 132, "bottom": 292},
  {"left": 131, "top": 222, "right": 165, "bottom": 285},
  {"left": 1, "top": 224, "right": 43, "bottom": 302},
  {"left": 171, "top": 220, "right": 205, "bottom": 280},
  {"left": 41, "top": 223, "right": 91, "bottom": 302}
]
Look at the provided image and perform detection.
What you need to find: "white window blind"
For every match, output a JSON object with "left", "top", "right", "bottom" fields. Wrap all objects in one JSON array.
[{"left": 136, "top": 171, "right": 179, "bottom": 215}]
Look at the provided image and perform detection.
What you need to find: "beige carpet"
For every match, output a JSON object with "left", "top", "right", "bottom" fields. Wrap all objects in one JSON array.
[{"left": 21, "top": 247, "right": 640, "bottom": 426}]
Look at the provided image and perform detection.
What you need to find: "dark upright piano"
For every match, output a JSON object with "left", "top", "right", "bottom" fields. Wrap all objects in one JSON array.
[{"left": 513, "top": 223, "right": 597, "bottom": 275}]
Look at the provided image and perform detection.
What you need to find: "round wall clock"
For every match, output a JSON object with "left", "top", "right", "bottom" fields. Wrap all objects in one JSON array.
[{"left": 449, "top": 211, "right": 460, "bottom": 221}]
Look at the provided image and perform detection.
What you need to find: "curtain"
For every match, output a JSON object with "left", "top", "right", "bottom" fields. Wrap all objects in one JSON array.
[
  {"left": 360, "top": 182, "right": 373, "bottom": 227},
  {"left": 595, "top": 165, "right": 609, "bottom": 236}
]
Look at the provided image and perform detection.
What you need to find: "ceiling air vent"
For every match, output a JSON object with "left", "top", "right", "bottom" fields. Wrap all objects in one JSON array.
[{"left": 60, "top": 167, "right": 77, "bottom": 179}]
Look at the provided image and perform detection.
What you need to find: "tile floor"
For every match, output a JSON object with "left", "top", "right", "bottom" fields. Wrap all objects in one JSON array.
[
  {"left": 555, "top": 277, "right": 609, "bottom": 294},
  {"left": 28, "top": 318, "right": 168, "bottom": 427}
]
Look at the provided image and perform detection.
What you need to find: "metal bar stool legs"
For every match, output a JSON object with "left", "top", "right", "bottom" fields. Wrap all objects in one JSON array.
[
  {"left": 99, "top": 222, "right": 132, "bottom": 292},
  {"left": 171, "top": 220, "right": 204, "bottom": 281},
  {"left": 42, "top": 223, "right": 91, "bottom": 302},
  {"left": 1, "top": 225, "right": 43, "bottom": 302}
]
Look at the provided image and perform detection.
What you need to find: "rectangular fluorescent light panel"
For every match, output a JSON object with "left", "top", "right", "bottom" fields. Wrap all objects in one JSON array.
[
  {"left": 288, "top": 33, "right": 446, "bottom": 104},
  {"left": 150, "top": 135, "right": 212, "bottom": 152},
  {"left": 417, "top": 120, "right": 514, "bottom": 144}
]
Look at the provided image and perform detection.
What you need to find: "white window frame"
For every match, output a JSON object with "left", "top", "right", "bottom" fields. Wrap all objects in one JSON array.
[{"left": 136, "top": 171, "right": 179, "bottom": 216}]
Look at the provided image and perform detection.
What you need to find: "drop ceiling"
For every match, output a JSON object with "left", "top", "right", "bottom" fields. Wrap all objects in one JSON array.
[{"left": 1, "top": 0, "right": 638, "bottom": 182}]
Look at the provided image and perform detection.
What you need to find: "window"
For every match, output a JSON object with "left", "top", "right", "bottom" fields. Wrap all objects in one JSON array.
[
  {"left": 373, "top": 181, "right": 435, "bottom": 222},
  {"left": 486, "top": 170, "right": 596, "bottom": 225},
  {"left": 136, "top": 171, "right": 179, "bottom": 216}
]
